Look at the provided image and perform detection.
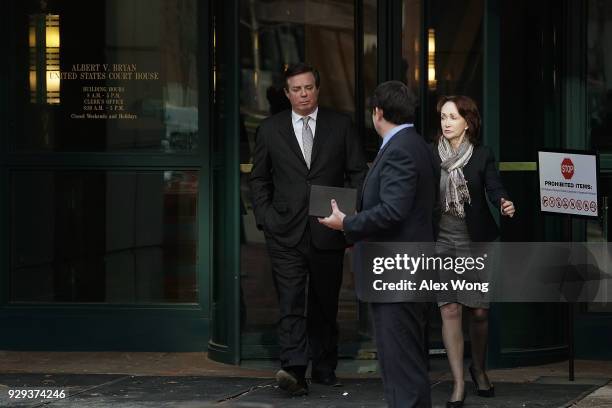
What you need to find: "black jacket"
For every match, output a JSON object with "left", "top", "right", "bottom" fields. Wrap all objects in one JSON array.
[
  {"left": 434, "top": 143, "right": 509, "bottom": 242},
  {"left": 249, "top": 107, "right": 368, "bottom": 250},
  {"left": 344, "top": 127, "right": 437, "bottom": 243}
]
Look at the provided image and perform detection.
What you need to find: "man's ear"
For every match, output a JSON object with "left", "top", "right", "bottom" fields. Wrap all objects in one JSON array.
[{"left": 374, "top": 107, "right": 383, "bottom": 121}]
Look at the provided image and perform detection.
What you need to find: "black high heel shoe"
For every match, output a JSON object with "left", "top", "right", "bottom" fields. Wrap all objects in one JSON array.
[
  {"left": 446, "top": 392, "right": 465, "bottom": 408},
  {"left": 469, "top": 365, "right": 495, "bottom": 397}
]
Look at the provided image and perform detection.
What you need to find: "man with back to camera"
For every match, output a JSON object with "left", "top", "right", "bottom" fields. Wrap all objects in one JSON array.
[
  {"left": 319, "top": 81, "right": 436, "bottom": 407},
  {"left": 249, "top": 63, "right": 368, "bottom": 396}
]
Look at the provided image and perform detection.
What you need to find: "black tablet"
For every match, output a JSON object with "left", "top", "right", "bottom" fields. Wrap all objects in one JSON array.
[{"left": 308, "top": 185, "right": 357, "bottom": 217}]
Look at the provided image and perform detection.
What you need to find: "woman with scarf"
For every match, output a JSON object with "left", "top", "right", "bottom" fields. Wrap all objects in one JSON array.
[{"left": 434, "top": 95, "right": 515, "bottom": 408}]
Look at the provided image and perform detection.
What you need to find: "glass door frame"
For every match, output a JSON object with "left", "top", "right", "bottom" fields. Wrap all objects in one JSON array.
[{"left": 208, "top": 0, "right": 241, "bottom": 365}]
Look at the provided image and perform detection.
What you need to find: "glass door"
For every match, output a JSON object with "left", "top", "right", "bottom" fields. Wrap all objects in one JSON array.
[
  {"left": 419, "top": 0, "right": 485, "bottom": 351},
  {"left": 237, "top": 0, "right": 368, "bottom": 359},
  {"left": 1, "top": 0, "right": 211, "bottom": 351},
  {"left": 239, "top": 0, "right": 390, "bottom": 359},
  {"left": 575, "top": 0, "right": 612, "bottom": 358},
  {"left": 579, "top": 176, "right": 612, "bottom": 358}
]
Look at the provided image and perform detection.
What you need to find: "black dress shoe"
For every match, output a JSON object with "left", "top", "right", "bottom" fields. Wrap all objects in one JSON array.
[
  {"left": 469, "top": 365, "right": 495, "bottom": 397},
  {"left": 311, "top": 372, "right": 342, "bottom": 387},
  {"left": 276, "top": 369, "right": 309, "bottom": 396},
  {"left": 446, "top": 393, "right": 465, "bottom": 408}
]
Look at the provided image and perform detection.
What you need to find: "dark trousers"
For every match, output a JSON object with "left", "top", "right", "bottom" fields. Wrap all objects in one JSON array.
[
  {"left": 370, "top": 302, "right": 432, "bottom": 408},
  {"left": 266, "top": 227, "right": 344, "bottom": 376}
]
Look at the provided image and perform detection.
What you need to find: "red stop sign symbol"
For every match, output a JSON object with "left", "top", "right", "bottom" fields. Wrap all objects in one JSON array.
[{"left": 561, "top": 158, "right": 574, "bottom": 180}]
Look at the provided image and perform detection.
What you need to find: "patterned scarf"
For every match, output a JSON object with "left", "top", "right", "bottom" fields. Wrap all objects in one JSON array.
[{"left": 438, "top": 137, "right": 473, "bottom": 218}]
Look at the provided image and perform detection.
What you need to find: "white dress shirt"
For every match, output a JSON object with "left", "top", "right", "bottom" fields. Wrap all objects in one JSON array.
[{"left": 291, "top": 107, "right": 318, "bottom": 160}]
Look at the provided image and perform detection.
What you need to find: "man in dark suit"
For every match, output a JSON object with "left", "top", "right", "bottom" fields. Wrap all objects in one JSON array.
[
  {"left": 319, "top": 81, "right": 436, "bottom": 407},
  {"left": 249, "top": 63, "right": 368, "bottom": 396}
]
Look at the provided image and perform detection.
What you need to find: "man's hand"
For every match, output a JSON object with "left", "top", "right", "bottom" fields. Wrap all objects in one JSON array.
[
  {"left": 501, "top": 198, "right": 515, "bottom": 218},
  {"left": 318, "top": 199, "right": 346, "bottom": 231}
]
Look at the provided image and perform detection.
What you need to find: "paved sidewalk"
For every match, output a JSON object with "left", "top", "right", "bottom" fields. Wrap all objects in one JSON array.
[
  {"left": 0, "top": 352, "right": 609, "bottom": 407},
  {"left": 0, "top": 373, "right": 603, "bottom": 407},
  {"left": 572, "top": 382, "right": 612, "bottom": 408}
]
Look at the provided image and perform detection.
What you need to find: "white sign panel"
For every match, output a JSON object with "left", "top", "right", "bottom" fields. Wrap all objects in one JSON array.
[{"left": 538, "top": 151, "right": 598, "bottom": 217}]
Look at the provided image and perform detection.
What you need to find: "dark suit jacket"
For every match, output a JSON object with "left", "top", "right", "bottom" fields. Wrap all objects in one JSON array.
[
  {"left": 433, "top": 143, "right": 509, "bottom": 242},
  {"left": 343, "top": 127, "right": 437, "bottom": 243},
  {"left": 249, "top": 107, "right": 368, "bottom": 250}
]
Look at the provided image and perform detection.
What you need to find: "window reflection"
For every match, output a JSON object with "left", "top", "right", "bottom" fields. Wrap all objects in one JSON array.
[
  {"left": 10, "top": 0, "right": 198, "bottom": 152},
  {"left": 586, "top": 177, "right": 612, "bottom": 313},
  {"left": 425, "top": 0, "right": 483, "bottom": 140},
  {"left": 239, "top": 0, "right": 356, "bottom": 148},
  {"left": 587, "top": 0, "right": 612, "bottom": 305},
  {"left": 588, "top": 0, "right": 612, "bottom": 152},
  {"left": 10, "top": 170, "right": 198, "bottom": 303},
  {"left": 403, "top": 0, "right": 422, "bottom": 95},
  {"left": 363, "top": 0, "right": 378, "bottom": 158},
  {"left": 238, "top": 0, "right": 359, "bottom": 344}
]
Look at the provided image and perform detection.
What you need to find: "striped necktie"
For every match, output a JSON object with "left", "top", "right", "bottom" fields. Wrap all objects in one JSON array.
[{"left": 302, "top": 116, "right": 313, "bottom": 168}]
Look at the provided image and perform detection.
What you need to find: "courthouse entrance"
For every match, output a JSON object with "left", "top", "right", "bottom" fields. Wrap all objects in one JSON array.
[
  {"left": 228, "top": 0, "right": 597, "bottom": 367},
  {"left": 1, "top": 0, "right": 609, "bottom": 365}
]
